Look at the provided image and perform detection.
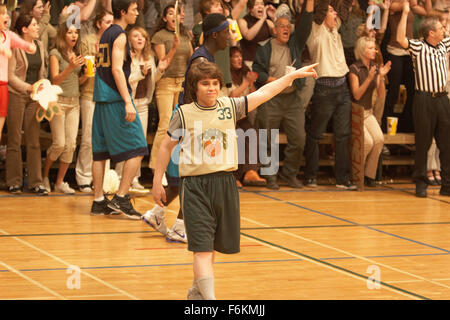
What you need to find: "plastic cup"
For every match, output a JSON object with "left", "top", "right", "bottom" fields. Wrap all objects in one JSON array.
[
  {"left": 387, "top": 117, "right": 398, "bottom": 136},
  {"left": 85, "top": 56, "right": 95, "bottom": 77}
]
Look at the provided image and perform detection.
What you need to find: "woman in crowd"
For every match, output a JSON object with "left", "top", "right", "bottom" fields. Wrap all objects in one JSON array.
[
  {"left": 340, "top": 0, "right": 366, "bottom": 67},
  {"left": 19, "top": 0, "right": 56, "bottom": 54},
  {"left": 229, "top": 46, "right": 266, "bottom": 187},
  {"left": 348, "top": 36, "right": 391, "bottom": 187},
  {"left": 0, "top": 3, "right": 36, "bottom": 152},
  {"left": 6, "top": 14, "right": 47, "bottom": 195},
  {"left": 75, "top": 9, "right": 113, "bottom": 193},
  {"left": 149, "top": 3, "right": 193, "bottom": 182},
  {"left": 238, "top": 0, "right": 275, "bottom": 69},
  {"left": 116, "top": 26, "right": 168, "bottom": 191},
  {"left": 42, "top": 19, "right": 86, "bottom": 194}
]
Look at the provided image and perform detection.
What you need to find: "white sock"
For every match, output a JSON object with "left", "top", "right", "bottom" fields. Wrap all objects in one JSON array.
[
  {"left": 196, "top": 276, "right": 216, "bottom": 300},
  {"left": 94, "top": 196, "right": 105, "bottom": 202}
]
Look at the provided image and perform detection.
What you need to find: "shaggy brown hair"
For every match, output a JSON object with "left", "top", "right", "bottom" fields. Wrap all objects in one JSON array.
[{"left": 185, "top": 61, "right": 224, "bottom": 104}]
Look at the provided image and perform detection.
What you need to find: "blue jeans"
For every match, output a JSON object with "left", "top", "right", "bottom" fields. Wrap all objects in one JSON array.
[{"left": 304, "top": 82, "right": 352, "bottom": 184}]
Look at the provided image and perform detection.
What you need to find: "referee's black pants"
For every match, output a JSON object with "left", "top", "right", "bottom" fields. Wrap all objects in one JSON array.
[{"left": 412, "top": 92, "right": 450, "bottom": 191}]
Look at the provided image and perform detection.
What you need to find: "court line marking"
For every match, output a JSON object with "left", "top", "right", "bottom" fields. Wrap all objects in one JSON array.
[
  {"left": 2, "top": 221, "right": 450, "bottom": 238},
  {"left": 1, "top": 250, "right": 449, "bottom": 274},
  {"left": 141, "top": 197, "right": 450, "bottom": 291},
  {"left": 241, "top": 216, "right": 450, "bottom": 293},
  {"left": 1, "top": 195, "right": 442, "bottom": 300},
  {"left": 240, "top": 198, "right": 444, "bottom": 203},
  {"left": 0, "top": 261, "right": 67, "bottom": 300},
  {"left": 254, "top": 191, "right": 450, "bottom": 254},
  {"left": 0, "top": 228, "right": 138, "bottom": 300},
  {"left": 239, "top": 233, "right": 428, "bottom": 300},
  {"left": 138, "top": 199, "right": 437, "bottom": 298},
  {"left": 0, "top": 259, "right": 304, "bottom": 274},
  {"left": 384, "top": 185, "right": 450, "bottom": 205}
]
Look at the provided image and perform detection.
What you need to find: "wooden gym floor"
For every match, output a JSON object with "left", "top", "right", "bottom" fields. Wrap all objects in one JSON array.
[{"left": 0, "top": 181, "right": 449, "bottom": 300}]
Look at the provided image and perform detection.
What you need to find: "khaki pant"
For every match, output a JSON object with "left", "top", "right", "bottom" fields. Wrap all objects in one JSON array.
[
  {"left": 47, "top": 97, "right": 80, "bottom": 164},
  {"left": 363, "top": 109, "right": 384, "bottom": 179},
  {"left": 372, "top": 91, "right": 386, "bottom": 125},
  {"left": 75, "top": 98, "right": 94, "bottom": 186},
  {"left": 149, "top": 77, "right": 183, "bottom": 169},
  {"left": 6, "top": 93, "right": 42, "bottom": 188}
]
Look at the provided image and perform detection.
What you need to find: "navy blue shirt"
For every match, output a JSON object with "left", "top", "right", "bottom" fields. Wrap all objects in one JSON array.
[{"left": 178, "top": 46, "right": 215, "bottom": 105}]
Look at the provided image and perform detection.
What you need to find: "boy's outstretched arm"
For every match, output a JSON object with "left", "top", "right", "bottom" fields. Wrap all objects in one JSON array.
[
  {"left": 152, "top": 135, "right": 179, "bottom": 207},
  {"left": 246, "top": 63, "right": 318, "bottom": 113}
]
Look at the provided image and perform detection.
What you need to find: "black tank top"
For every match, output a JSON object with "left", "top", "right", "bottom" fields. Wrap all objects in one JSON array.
[
  {"left": 96, "top": 24, "right": 132, "bottom": 95},
  {"left": 240, "top": 14, "right": 272, "bottom": 61}
]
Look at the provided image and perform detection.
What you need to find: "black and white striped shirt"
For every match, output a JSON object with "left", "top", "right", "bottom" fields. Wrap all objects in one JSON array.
[{"left": 407, "top": 37, "right": 450, "bottom": 93}]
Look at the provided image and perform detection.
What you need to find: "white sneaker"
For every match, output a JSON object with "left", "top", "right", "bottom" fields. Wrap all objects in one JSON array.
[
  {"left": 141, "top": 205, "right": 167, "bottom": 235},
  {"left": 43, "top": 177, "right": 51, "bottom": 193},
  {"left": 54, "top": 182, "right": 75, "bottom": 194},
  {"left": 130, "top": 178, "right": 149, "bottom": 194},
  {"left": 166, "top": 219, "right": 187, "bottom": 243},
  {"left": 131, "top": 179, "right": 145, "bottom": 190},
  {"left": 162, "top": 173, "right": 168, "bottom": 187}
]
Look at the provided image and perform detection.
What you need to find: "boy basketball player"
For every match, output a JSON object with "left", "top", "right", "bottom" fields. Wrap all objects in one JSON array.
[
  {"left": 90, "top": 0, "right": 148, "bottom": 219},
  {"left": 152, "top": 61, "right": 318, "bottom": 300}
]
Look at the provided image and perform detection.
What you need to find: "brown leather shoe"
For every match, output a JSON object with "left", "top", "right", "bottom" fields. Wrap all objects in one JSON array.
[{"left": 243, "top": 170, "right": 267, "bottom": 186}]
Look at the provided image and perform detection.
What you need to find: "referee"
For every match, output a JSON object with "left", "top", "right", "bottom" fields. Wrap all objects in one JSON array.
[{"left": 397, "top": 2, "right": 450, "bottom": 198}]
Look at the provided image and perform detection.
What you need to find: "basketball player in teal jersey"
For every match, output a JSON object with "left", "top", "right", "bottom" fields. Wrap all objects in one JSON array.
[{"left": 90, "top": 0, "right": 148, "bottom": 219}]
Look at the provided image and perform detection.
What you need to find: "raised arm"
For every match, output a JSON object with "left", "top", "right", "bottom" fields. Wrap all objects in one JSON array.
[
  {"left": 247, "top": 63, "right": 318, "bottom": 112},
  {"left": 314, "top": 0, "right": 330, "bottom": 25},
  {"left": 231, "top": 0, "right": 248, "bottom": 20},
  {"left": 389, "top": 0, "right": 405, "bottom": 12},
  {"left": 293, "top": 0, "right": 314, "bottom": 51},
  {"left": 8, "top": 30, "right": 35, "bottom": 54},
  {"left": 336, "top": 0, "right": 353, "bottom": 22},
  {"left": 80, "top": 0, "right": 97, "bottom": 21},
  {"left": 396, "top": 1, "right": 410, "bottom": 49},
  {"left": 379, "top": 0, "right": 391, "bottom": 34},
  {"left": 238, "top": 8, "right": 272, "bottom": 41},
  {"left": 409, "top": 0, "right": 427, "bottom": 17},
  {"left": 424, "top": 0, "right": 445, "bottom": 18}
]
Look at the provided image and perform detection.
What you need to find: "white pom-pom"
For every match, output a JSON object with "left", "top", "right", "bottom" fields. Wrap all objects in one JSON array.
[{"left": 103, "top": 169, "right": 119, "bottom": 194}]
